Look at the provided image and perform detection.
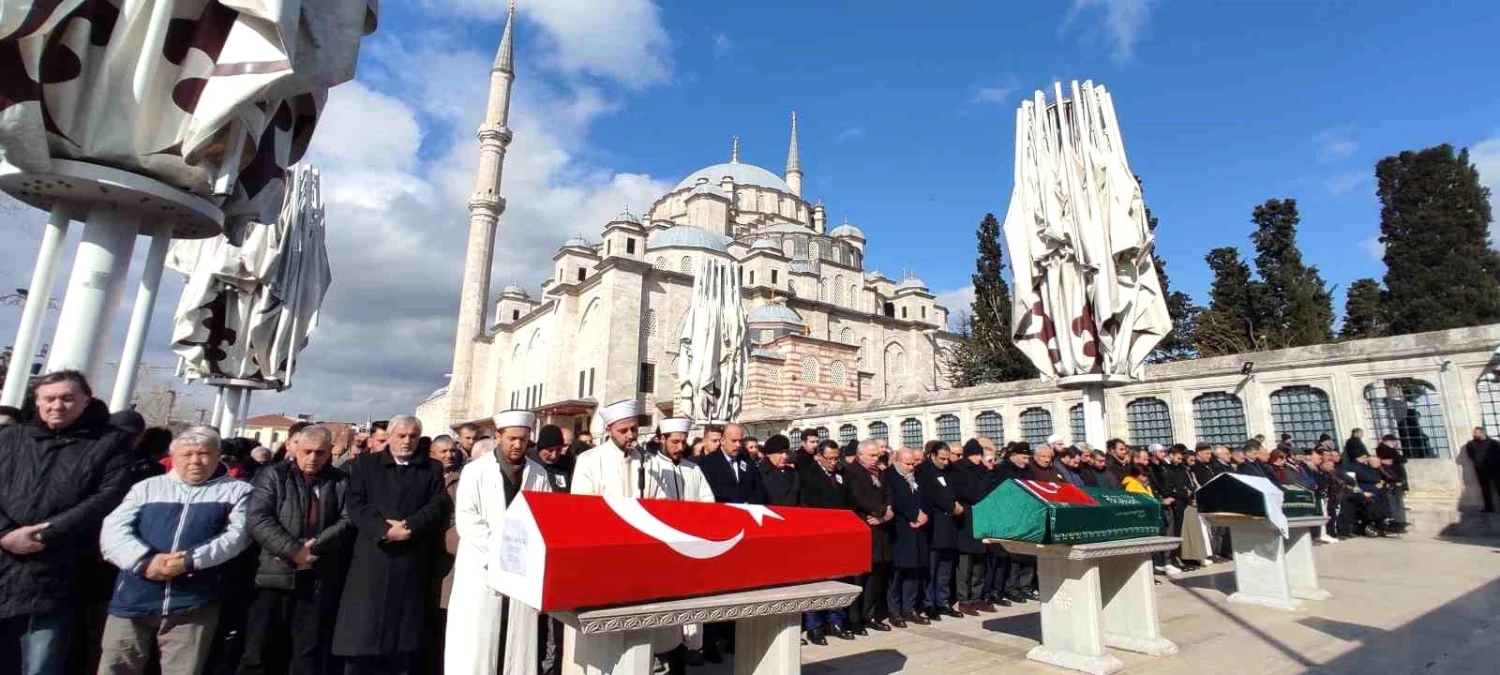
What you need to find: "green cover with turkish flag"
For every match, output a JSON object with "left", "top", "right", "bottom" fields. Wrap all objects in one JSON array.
[{"left": 973, "top": 480, "right": 1162, "bottom": 545}]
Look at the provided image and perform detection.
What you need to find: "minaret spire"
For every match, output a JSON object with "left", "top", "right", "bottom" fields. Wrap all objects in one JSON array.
[
  {"left": 450, "top": 4, "right": 520, "bottom": 426},
  {"left": 785, "top": 111, "right": 803, "bottom": 197},
  {"left": 730, "top": 135, "right": 740, "bottom": 163}
]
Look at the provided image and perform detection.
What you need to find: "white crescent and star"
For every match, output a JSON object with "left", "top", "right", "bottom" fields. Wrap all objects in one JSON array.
[{"left": 603, "top": 497, "right": 783, "bottom": 560}]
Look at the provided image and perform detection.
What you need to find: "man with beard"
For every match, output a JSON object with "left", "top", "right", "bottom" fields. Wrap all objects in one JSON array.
[
  {"left": 571, "top": 400, "right": 648, "bottom": 498},
  {"left": 916, "top": 442, "right": 963, "bottom": 622},
  {"left": 1159, "top": 446, "right": 1199, "bottom": 572},
  {"left": 333, "top": 416, "right": 451, "bottom": 675},
  {"left": 366, "top": 423, "right": 389, "bottom": 455},
  {"left": 1104, "top": 439, "right": 1131, "bottom": 487},
  {"left": 641, "top": 418, "right": 713, "bottom": 673},
  {"left": 445, "top": 411, "right": 550, "bottom": 675},
  {"left": 798, "top": 440, "right": 856, "bottom": 642},
  {"left": 1056, "top": 447, "right": 1087, "bottom": 488},
  {"left": 454, "top": 423, "right": 480, "bottom": 461}
]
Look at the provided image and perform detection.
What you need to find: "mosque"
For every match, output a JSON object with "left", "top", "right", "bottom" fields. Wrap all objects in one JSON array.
[{"left": 416, "top": 8, "right": 960, "bottom": 435}]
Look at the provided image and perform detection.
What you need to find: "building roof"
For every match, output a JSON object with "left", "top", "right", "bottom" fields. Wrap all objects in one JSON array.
[
  {"left": 748, "top": 303, "right": 805, "bottom": 326},
  {"left": 674, "top": 162, "right": 790, "bottom": 193},
  {"left": 500, "top": 283, "right": 529, "bottom": 298},
  {"left": 830, "top": 222, "right": 865, "bottom": 239},
  {"left": 244, "top": 414, "right": 299, "bottom": 429},
  {"left": 751, "top": 348, "right": 787, "bottom": 360},
  {"left": 897, "top": 275, "right": 928, "bottom": 290},
  {"left": 647, "top": 225, "right": 732, "bottom": 253},
  {"left": 612, "top": 208, "right": 641, "bottom": 224},
  {"left": 750, "top": 238, "right": 777, "bottom": 251},
  {"left": 561, "top": 235, "right": 592, "bottom": 250}
]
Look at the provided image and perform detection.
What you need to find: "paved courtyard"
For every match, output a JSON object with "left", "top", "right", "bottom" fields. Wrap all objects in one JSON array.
[{"left": 709, "top": 526, "right": 1500, "bottom": 674}]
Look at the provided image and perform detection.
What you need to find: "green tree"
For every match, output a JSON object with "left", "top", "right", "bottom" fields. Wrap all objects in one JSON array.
[
  {"left": 1340, "top": 278, "right": 1385, "bottom": 339},
  {"left": 1376, "top": 144, "right": 1500, "bottom": 334},
  {"left": 1193, "top": 247, "right": 1266, "bottom": 356},
  {"left": 1249, "top": 198, "right": 1334, "bottom": 347},
  {"left": 957, "top": 213, "right": 1037, "bottom": 384},
  {"left": 1138, "top": 185, "right": 1201, "bottom": 362}
]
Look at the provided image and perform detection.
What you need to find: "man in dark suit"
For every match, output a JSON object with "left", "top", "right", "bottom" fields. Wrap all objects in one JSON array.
[
  {"left": 797, "top": 441, "right": 855, "bottom": 643},
  {"left": 842, "top": 440, "right": 893, "bottom": 633},
  {"left": 1236, "top": 440, "right": 1274, "bottom": 480},
  {"left": 994, "top": 444, "right": 1038, "bottom": 604},
  {"left": 884, "top": 448, "right": 930, "bottom": 627},
  {"left": 916, "top": 442, "right": 963, "bottom": 621},
  {"left": 950, "top": 440, "right": 999, "bottom": 614},
  {"left": 697, "top": 423, "right": 767, "bottom": 506},
  {"left": 757, "top": 435, "right": 799, "bottom": 506}
]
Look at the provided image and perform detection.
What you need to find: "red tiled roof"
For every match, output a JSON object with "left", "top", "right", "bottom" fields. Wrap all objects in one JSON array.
[{"left": 243, "top": 414, "right": 299, "bottom": 428}]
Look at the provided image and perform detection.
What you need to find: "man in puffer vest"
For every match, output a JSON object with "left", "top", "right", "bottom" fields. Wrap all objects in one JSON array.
[{"left": 98, "top": 426, "right": 252, "bottom": 675}]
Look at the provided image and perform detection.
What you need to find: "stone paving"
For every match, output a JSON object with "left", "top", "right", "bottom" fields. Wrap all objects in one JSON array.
[{"left": 701, "top": 529, "right": 1500, "bottom": 674}]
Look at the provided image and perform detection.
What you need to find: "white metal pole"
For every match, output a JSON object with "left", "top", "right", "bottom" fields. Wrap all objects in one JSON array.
[
  {"left": 210, "top": 388, "right": 225, "bottom": 428},
  {"left": 2, "top": 206, "right": 71, "bottom": 407},
  {"left": 47, "top": 206, "right": 139, "bottom": 385},
  {"left": 236, "top": 389, "right": 253, "bottom": 437},
  {"left": 1082, "top": 383, "right": 1108, "bottom": 450},
  {"left": 109, "top": 226, "right": 172, "bottom": 411},
  {"left": 218, "top": 388, "right": 242, "bottom": 437}
]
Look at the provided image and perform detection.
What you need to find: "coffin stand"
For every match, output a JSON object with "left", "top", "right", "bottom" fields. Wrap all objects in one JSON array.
[
  {"left": 988, "top": 536, "right": 1181, "bottom": 675},
  {"left": 555, "top": 580, "right": 860, "bottom": 675},
  {"left": 1201, "top": 513, "right": 1333, "bottom": 611}
]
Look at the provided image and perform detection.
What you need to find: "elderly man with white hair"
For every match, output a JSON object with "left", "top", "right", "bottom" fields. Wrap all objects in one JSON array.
[
  {"left": 446, "top": 410, "right": 551, "bottom": 675},
  {"left": 332, "top": 415, "right": 452, "bottom": 675},
  {"left": 98, "top": 426, "right": 253, "bottom": 675}
]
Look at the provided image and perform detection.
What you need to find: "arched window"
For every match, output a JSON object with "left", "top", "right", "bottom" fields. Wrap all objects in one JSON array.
[
  {"left": 835, "top": 275, "right": 845, "bottom": 305},
  {"left": 936, "top": 414, "right": 961, "bottom": 443},
  {"left": 1193, "top": 392, "right": 1248, "bottom": 446},
  {"left": 869, "top": 421, "right": 889, "bottom": 441},
  {"left": 840, "top": 327, "right": 855, "bottom": 344},
  {"left": 1269, "top": 386, "right": 1337, "bottom": 449},
  {"left": 816, "top": 427, "right": 830, "bottom": 441},
  {"left": 831, "top": 361, "right": 847, "bottom": 389},
  {"left": 1479, "top": 377, "right": 1500, "bottom": 437},
  {"left": 849, "top": 285, "right": 859, "bottom": 311},
  {"left": 809, "top": 242, "right": 820, "bottom": 260},
  {"left": 1069, "top": 404, "right": 1084, "bottom": 443},
  {"left": 759, "top": 329, "right": 773, "bottom": 343},
  {"left": 819, "top": 279, "right": 828, "bottom": 302},
  {"left": 839, "top": 424, "right": 858, "bottom": 445},
  {"left": 883, "top": 343, "right": 906, "bottom": 397},
  {"left": 1126, "top": 397, "right": 1174, "bottom": 448},
  {"left": 802, "top": 357, "right": 819, "bottom": 384},
  {"left": 782, "top": 239, "right": 795, "bottom": 258},
  {"left": 1019, "top": 408, "right": 1053, "bottom": 446},
  {"left": 679, "top": 256, "right": 693, "bottom": 273},
  {"left": 653, "top": 257, "right": 665, "bottom": 270},
  {"left": 788, "top": 279, "right": 797, "bottom": 296},
  {"left": 900, "top": 418, "right": 924, "bottom": 448},
  {"left": 975, "top": 411, "right": 1003, "bottom": 443},
  {"left": 1365, "top": 379, "right": 1450, "bottom": 459}
]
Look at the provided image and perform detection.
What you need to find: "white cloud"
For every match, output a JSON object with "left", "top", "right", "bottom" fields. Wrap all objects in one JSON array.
[
  {"left": 1472, "top": 134, "right": 1500, "bottom": 241},
  {"left": 1325, "top": 170, "right": 1372, "bottom": 196},
  {"left": 713, "top": 32, "right": 732, "bottom": 58},
  {"left": 933, "top": 285, "right": 975, "bottom": 330},
  {"left": 970, "top": 76, "right": 1020, "bottom": 105},
  {"left": 1359, "top": 235, "right": 1384, "bottom": 262},
  {"left": 835, "top": 124, "right": 865, "bottom": 142},
  {"left": 1314, "top": 127, "right": 1358, "bottom": 164},
  {"left": 1064, "top": 0, "right": 1155, "bottom": 64}
]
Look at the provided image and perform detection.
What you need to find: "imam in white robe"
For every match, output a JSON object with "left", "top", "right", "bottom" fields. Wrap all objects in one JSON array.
[
  {"left": 570, "top": 439, "right": 651, "bottom": 498},
  {"left": 444, "top": 452, "right": 551, "bottom": 675}
]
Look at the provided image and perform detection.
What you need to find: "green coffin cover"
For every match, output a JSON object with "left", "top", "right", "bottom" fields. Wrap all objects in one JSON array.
[
  {"left": 972, "top": 480, "right": 1162, "bottom": 545},
  {"left": 1278, "top": 484, "right": 1319, "bottom": 517},
  {"left": 1197, "top": 473, "right": 1317, "bottom": 518}
]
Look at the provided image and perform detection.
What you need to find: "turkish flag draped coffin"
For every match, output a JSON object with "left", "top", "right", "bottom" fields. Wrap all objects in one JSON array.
[{"left": 490, "top": 492, "right": 870, "bottom": 612}]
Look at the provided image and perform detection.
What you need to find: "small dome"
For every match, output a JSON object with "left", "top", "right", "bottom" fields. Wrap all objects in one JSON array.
[
  {"left": 897, "top": 275, "right": 928, "bottom": 290},
  {"left": 562, "top": 236, "right": 591, "bottom": 249},
  {"left": 864, "top": 270, "right": 887, "bottom": 281},
  {"left": 674, "top": 162, "right": 790, "bottom": 193},
  {"left": 830, "top": 223, "right": 865, "bottom": 240},
  {"left": 647, "top": 225, "right": 731, "bottom": 253},
  {"left": 501, "top": 283, "right": 529, "bottom": 298},
  {"left": 750, "top": 238, "right": 776, "bottom": 251},
  {"left": 747, "top": 302, "right": 805, "bottom": 327},
  {"left": 613, "top": 208, "right": 641, "bottom": 224}
]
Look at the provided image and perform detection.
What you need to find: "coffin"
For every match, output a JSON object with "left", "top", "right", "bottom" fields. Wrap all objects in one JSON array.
[
  {"left": 972, "top": 480, "right": 1162, "bottom": 545},
  {"left": 490, "top": 492, "right": 870, "bottom": 612},
  {"left": 1196, "top": 473, "right": 1318, "bottom": 519}
]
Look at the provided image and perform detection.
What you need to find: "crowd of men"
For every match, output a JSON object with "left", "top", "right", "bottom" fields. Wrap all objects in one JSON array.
[{"left": 0, "top": 369, "right": 1469, "bottom": 675}]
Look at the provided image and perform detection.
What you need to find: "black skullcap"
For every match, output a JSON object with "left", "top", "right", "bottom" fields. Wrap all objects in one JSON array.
[
  {"left": 762, "top": 434, "right": 791, "bottom": 454},
  {"left": 110, "top": 410, "right": 146, "bottom": 436},
  {"left": 962, "top": 439, "right": 984, "bottom": 457},
  {"left": 536, "top": 424, "right": 565, "bottom": 449}
]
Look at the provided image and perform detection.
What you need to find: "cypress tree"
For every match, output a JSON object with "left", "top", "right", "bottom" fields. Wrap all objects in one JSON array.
[
  {"left": 1341, "top": 278, "right": 1386, "bottom": 340},
  {"left": 962, "top": 213, "right": 1037, "bottom": 383},
  {"left": 1377, "top": 144, "right": 1500, "bottom": 334},
  {"left": 1249, "top": 198, "right": 1334, "bottom": 347},
  {"left": 1193, "top": 246, "right": 1265, "bottom": 356}
]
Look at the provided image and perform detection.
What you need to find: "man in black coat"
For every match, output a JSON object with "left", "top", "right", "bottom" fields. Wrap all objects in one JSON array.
[
  {"left": 1464, "top": 427, "right": 1500, "bottom": 513},
  {"left": 994, "top": 445, "right": 1039, "bottom": 604},
  {"left": 916, "top": 442, "right": 963, "bottom": 621},
  {"left": 758, "top": 436, "right": 800, "bottom": 507},
  {"left": 332, "top": 416, "right": 451, "bottom": 675},
  {"left": 1236, "top": 441, "right": 1274, "bottom": 480},
  {"left": 241, "top": 424, "right": 353, "bottom": 675},
  {"left": 884, "top": 448, "right": 930, "bottom": 627},
  {"left": 0, "top": 371, "right": 131, "bottom": 675},
  {"left": 1104, "top": 438, "right": 1132, "bottom": 487},
  {"left": 842, "top": 440, "right": 893, "bottom": 632},
  {"left": 796, "top": 441, "right": 854, "bottom": 643},
  {"left": 697, "top": 423, "right": 767, "bottom": 506},
  {"left": 949, "top": 440, "right": 998, "bottom": 614}
]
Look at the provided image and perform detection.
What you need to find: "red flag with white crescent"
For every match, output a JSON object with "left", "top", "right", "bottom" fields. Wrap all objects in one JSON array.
[{"left": 1016, "top": 480, "right": 1098, "bottom": 506}]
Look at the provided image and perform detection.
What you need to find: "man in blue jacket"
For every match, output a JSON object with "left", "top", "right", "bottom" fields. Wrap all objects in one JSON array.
[{"left": 98, "top": 426, "right": 253, "bottom": 675}]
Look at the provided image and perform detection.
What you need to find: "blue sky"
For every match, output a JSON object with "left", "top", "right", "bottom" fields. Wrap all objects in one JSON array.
[{"left": 6, "top": 0, "right": 1498, "bottom": 421}]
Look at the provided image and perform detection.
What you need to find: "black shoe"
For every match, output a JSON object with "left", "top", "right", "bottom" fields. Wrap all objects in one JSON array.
[
  {"left": 924, "top": 608, "right": 943, "bottom": 622},
  {"left": 886, "top": 615, "right": 907, "bottom": 629},
  {"left": 807, "top": 627, "right": 828, "bottom": 646},
  {"left": 833, "top": 627, "right": 856, "bottom": 640},
  {"left": 993, "top": 597, "right": 1012, "bottom": 607},
  {"left": 850, "top": 624, "right": 868, "bottom": 636},
  {"left": 868, "top": 619, "right": 892, "bottom": 632},
  {"left": 940, "top": 607, "right": 963, "bottom": 619},
  {"left": 1004, "top": 591, "right": 1029, "bottom": 604}
]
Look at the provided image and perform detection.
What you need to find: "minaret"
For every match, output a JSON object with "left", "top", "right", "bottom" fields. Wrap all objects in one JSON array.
[
  {"left": 785, "top": 111, "right": 803, "bottom": 197},
  {"left": 449, "top": 1, "right": 517, "bottom": 426}
]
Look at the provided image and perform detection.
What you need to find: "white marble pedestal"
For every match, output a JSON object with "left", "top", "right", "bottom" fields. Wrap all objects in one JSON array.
[
  {"left": 989, "top": 536, "right": 1182, "bottom": 675},
  {"left": 1203, "top": 513, "right": 1333, "bottom": 612},
  {"left": 554, "top": 580, "right": 860, "bottom": 675}
]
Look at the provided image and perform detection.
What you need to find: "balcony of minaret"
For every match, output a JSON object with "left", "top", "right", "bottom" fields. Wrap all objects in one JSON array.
[
  {"left": 467, "top": 192, "right": 505, "bottom": 216},
  {"left": 477, "top": 125, "right": 513, "bottom": 147}
]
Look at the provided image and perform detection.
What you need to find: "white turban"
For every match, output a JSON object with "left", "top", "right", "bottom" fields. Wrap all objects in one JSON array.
[
  {"left": 1046, "top": 434, "right": 1063, "bottom": 445},
  {"left": 659, "top": 417, "right": 692, "bottom": 435},
  {"left": 493, "top": 409, "right": 535, "bottom": 430},
  {"left": 599, "top": 399, "right": 642, "bottom": 426}
]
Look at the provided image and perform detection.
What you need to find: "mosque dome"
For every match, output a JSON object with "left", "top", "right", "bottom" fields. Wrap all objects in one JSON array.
[
  {"left": 647, "top": 225, "right": 732, "bottom": 253},
  {"left": 612, "top": 208, "right": 641, "bottom": 224},
  {"left": 830, "top": 222, "right": 865, "bottom": 240},
  {"left": 749, "top": 238, "right": 777, "bottom": 251},
  {"left": 500, "top": 283, "right": 529, "bottom": 298},
  {"left": 562, "top": 235, "right": 592, "bottom": 249},
  {"left": 747, "top": 303, "right": 805, "bottom": 326},
  {"left": 864, "top": 270, "right": 887, "bottom": 281},
  {"left": 674, "top": 162, "right": 790, "bottom": 193},
  {"left": 897, "top": 275, "right": 928, "bottom": 290}
]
